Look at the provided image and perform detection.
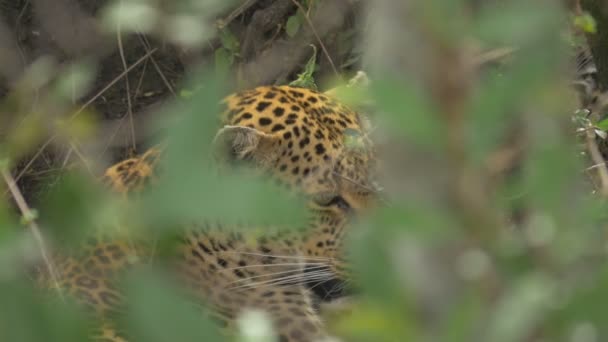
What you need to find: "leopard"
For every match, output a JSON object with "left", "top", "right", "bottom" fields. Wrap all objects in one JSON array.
[{"left": 44, "top": 84, "right": 378, "bottom": 342}]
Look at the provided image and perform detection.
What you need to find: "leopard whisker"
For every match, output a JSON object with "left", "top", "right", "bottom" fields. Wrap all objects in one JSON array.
[
  {"left": 266, "top": 272, "right": 334, "bottom": 288},
  {"left": 222, "top": 262, "right": 327, "bottom": 271},
  {"left": 223, "top": 251, "right": 330, "bottom": 261},
  {"left": 230, "top": 269, "right": 333, "bottom": 290},
  {"left": 242, "top": 270, "right": 334, "bottom": 289},
  {"left": 229, "top": 274, "right": 307, "bottom": 290},
  {"left": 227, "top": 265, "right": 328, "bottom": 286}
]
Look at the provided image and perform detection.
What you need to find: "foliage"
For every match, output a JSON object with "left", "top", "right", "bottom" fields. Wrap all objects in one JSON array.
[
  {"left": 289, "top": 45, "right": 318, "bottom": 90},
  {"left": 0, "top": 0, "right": 607, "bottom": 341}
]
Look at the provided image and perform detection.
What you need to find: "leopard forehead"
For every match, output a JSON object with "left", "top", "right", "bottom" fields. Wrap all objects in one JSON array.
[{"left": 221, "top": 85, "right": 374, "bottom": 194}]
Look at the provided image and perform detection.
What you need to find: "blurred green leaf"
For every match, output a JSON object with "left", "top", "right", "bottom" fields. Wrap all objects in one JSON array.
[
  {"left": 550, "top": 268, "right": 608, "bottom": 339},
  {"left": 333, "top": 301, "right": 415, "bottom": 342},
  {"left": 370, "top": 77, "right": 442, "bottom": 148},
  {"left": 349, "top": 220, "right": 409, "bottom": 305},
  {"left": 0, "top": 279, "right": 90, "bottom": 342},
  {"left": 369, "top": 203, "right": 455, "bottom": 239},
  {"left": 219, "top": 28, "right": 240, "bottom": 52},
  {"left": 215, "top": 47, "right": 234, "bottom": 74},
  {"left": 485, "top": 274, "right": 554, "bottom": 342},
  {"left": 442, "top": 292, "right": 484, "bottom": 342},
  {"left": 574, "top": 12, "right": 597, "bottom": 34},
  {"left": 522, "top": 122, "right": 580, "bottom": 213},
  {"left": 121, "top": 267, "right": 222, "bottom": 342},
  {"left": 139, "top": 72, "right": 306, "bottom": 229},
  {"left": 468, "top": 3, "right": 568, "bottom": 164},
  {"left": 52, "top": 62, "right": 96, "bottom": 102},
  {"left": 474, "top": 0, "right": 563, "bottom": 46},
  {"left": 101, "top": 0, "right": 160, "bottom": 33},
  {"left": 167, "top": 15, "right": 210, "bottom": 47},
  {"left": 39, "top": 172, "right": 109, "bottom": 246},
  {"left": 285, "top": 14, "right": 302, "bottom": 38},
  {"left": 597, "top": 117, "right": 608, "bottom": 131},
  {"left": 417, "top": 0, "right": 470, "bottom": 43}
]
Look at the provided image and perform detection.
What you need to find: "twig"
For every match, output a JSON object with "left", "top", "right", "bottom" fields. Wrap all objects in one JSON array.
[
  {"left": 291, "top": 0, "right": 340, "bottom": 77},
  {"left": 218, "top": 0, "right": 259, "bottom": 29},
  {"left": 585, "top": 161, "right": 607, "bottom": 171},
  {"left": 67, "top": 141, "right": 95, "bottom": 177},
  {"left": 71, "top": 48, "right": 157, "bottom": 120},
  {"left": 585, "top": 127, "right": 608, "bottom": 196},
  {"left": 472, "top": 47, "right": 516, "bottom": 67},
  {"left": 137, "top": 34, "right": 176, "bottom": 96},
  {"left": 10, "top": 138, "right": 55, "bottom": 194},
  {"left": 15, "top": 0, "right": 30, "bottom": 66},
  {"left": 132, "top": 57, "right": 149, "bottom": 97},
  {"left": 116, "top": 3, "right": 137, "bottom": 150},
  {"left": 11, "top": 48, "right": 157, "bottom": 186},
  {"left": 1, "top": 168, "right": 64, "bottom": 300}
]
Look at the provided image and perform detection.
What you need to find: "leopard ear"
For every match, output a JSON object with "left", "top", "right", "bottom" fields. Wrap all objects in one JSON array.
[{"left": 212, "top": 125, "right": 280, "bottom": 166}]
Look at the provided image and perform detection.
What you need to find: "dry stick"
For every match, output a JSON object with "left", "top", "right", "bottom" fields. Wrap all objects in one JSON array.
[
  {"left": 291, "top": 0, "right": 340, "bottom": 77},
  {"left": 585, "top": 161, "right": 607, "bottom": 171},
  {"left": 68, "top": 141, "right": 95, "bottom": 176},
  {"left": 15, "top": 0, "right": 30, "bottom": 65},
  {"left": 218, "top": 0, "right": 259, "bottom": 29},
  {"left": 60, "top": 145, "right": 74, "bottom": 169},
  {"left": 472, "top": 47, "right": 516, "bottom": 67},
  {"left": 11, "top": 48, "right": 157, "bottom": 186},
  {"left": 58, "top": 61, "right": 96, "bottom": 173},
  {"left": 99, "top": 115, "right": 132, "bottom": 159},
  {"left": 1, "top": 169, "right": 64, "bottom": 300},
  {"left": 137, "top": 34, "right": 176, "bottom": 96},
  {"left": 585, "top": 127, "right": 608, "bottom": 196},
  {"left": 132, "top": 57, "right": 149, "bottom": 96},
  {"left": 72, "top": 48, "right": 157, "bottom": 120},
  {"left": 116, "top": 5, "right": 137, "bottom": 150}
]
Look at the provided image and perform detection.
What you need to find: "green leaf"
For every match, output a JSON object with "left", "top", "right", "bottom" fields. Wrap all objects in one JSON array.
[
  {"left": 219, "top": 28, "right": 239, "bottom": 52},
  {"left": 179, "top": 89, "right": 194, "bottom": 99},
  {"left": 474, "top": 0, "right": 563, "bottom": 46},
  {"left": 121, "top": 268, "right": 222, "bottom": 342},
  {"left": 0, "top": 279, "right": 90, "bottom": 342},
  {"left": 52, "top": 62, "right": 96, "bottom": 102},
  {"left": 370, "top": 77, "right": 442, "bottom": 148},
  {"left": 574, "top": 12, "right": 597, "bottom": 34},
  {"left": 214, "top": 47, "right": 234, "bottom": 74},
  {"left": 442, "top": 291, "right": 483, "bottom": 342},
  {"left": 485, "top": 274, "right": 554, "bottom": 342},
  {"left": 332, "top": 301, "right": 416, "bottom": 342},
  {"left": 289, "top": 45, "right": 318, "bottom": 90},
  {"left": 139, "top": 72, "right": 306, "bottom": 229},
  {"left": 596, "top": 117, "right": 608, "bottom": 131},
  {"left": 550, "top": 268, "right": 608, "bottom": 336},
  {"left": 285, "top": 14, "right": 302, "bottom": 38},
  {"left": 39, "top": 172, "right": 110, "bottom": 247}
]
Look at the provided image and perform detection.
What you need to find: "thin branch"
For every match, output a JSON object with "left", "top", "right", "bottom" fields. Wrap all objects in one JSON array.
[
  {"left": 137, "top": 34, "right": 176, "bottom": 96},
  {"left": 71, "top": 48, "right": 157, "bottom": 120},
  {"left": 291, "top": 0, "right": 340, "bottom": 77},
  {"left": 1, "top": 168, "right": 64, "bottom": 300},
  {"left": 585, "top": 161, "right": 607, "bottom": 171},
  {"left": 116, "top": 3, "right": 137, "bottom": 150},
  {"left": 472, "top": 47, "right": 516, "bottom": 67},
  {"left": 218, "top": 0, "right": 259, "bottom": 29},
  {"left": 585, "top": 127, "right": 608, "bottom": 196},
  {"left": 12, "top": 48, "right": 157, "bottom": 186}
]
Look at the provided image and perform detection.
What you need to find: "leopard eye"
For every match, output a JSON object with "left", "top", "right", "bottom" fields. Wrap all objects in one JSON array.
[{"left": 313, "top": 194, "right": 351, "bottom": 211}]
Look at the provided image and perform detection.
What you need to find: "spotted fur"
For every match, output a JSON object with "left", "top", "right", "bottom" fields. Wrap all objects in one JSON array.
[{"left": 47, "top": 85, "right": 377, "bottom": 342}]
